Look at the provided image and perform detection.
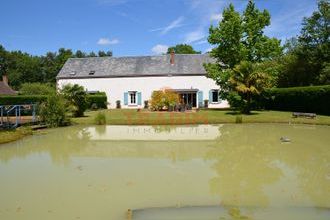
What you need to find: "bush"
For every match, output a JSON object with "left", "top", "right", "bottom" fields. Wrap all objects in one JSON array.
[
  {"left": 261, "top": 85, "right": 330, "bottom": 115},
  {"left": 94, "top": 111, "right": 106, "bottom": 125},
  {"left": 61, "top": 84, "right": 88, "bottom": 117},
  {"left": 19, "top": 83, "right": 55, "bottom": 95},
  {"left": 39, "top": 95, "right": 70, "bottom": 127},
  {"left": 144, "top": 100, "right": 148, "bottom": 109},
  {"left": 0, "top": 95, "right": 47, "bottom": 105},
  {"left": 235, "top": 115, "right": 243, "bottom": 123},
  {"left": 87, "top": 95, "right": 107, "bottom": 109},
  {"left": 150, "top": 90, "right": 180, "bottom": 111}
]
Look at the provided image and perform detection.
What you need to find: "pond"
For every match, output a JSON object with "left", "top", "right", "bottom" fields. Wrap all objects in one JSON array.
[{"left": 0, "top": 124, "right": 329, "bottom": 220}]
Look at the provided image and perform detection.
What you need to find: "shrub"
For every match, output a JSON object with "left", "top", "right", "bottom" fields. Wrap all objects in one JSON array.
[
  {"left": 94, "top": 111, "right": 106, "bottom": 125},
  {"left": 261, "top": 85, "right": 330, "bottom": 115},
  {"left": 149, "top": 90, "right": 180, "bottom": 111},
  {"left": 235, "top": 115, "right": 243, "bottom": 123},
  {"left": 0, "top": 95, "right": 47, "bottom": 105},
  {"left": 0, "top": 94, "right": 107, "bottom": 111},
  {"left": 61, "top": 84, "right": 88, "bottom": 117},
  {"left": 150, "top": 91, "right": 164, "bottom": 111},
  {"left": 38, "top": 95, "right": 70, "bottom": 127},
  {"left": 87, "top": 95, "right": 107, "bottom": 109},
  {"left": 19, "top": 83, "right": 55, "bottom": 95}
]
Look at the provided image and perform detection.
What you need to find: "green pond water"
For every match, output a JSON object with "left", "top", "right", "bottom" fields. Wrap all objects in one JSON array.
[{"left": 0, "top": 124, "right": 329, "bottom": 220}]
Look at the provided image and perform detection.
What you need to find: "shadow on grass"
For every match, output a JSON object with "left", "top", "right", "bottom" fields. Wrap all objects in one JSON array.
[{"left": 225, "top": 111, "right": 260, "bottom": 116}]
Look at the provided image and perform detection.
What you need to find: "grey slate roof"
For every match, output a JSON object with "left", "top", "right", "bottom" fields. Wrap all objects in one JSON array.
[{"left": 56, "top": 54, "right": 214, "bottom": 79}]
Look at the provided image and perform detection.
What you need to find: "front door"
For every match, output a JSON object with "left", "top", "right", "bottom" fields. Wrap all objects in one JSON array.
[{"left": 180, "top": 92, "right": 197, "bottom": 107}]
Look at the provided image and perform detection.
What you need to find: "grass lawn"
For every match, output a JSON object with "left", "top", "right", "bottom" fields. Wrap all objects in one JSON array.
[
  {"left": 0, "top": 127, "right": 33, "bottom": 145},
  {"left": 72, "top": 109, "right": 330, "bottom": 126}
]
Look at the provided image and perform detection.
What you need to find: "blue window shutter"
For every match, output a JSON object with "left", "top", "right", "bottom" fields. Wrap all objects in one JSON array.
[
  {"left": 198, "top": 91, "right": 203, "bottom": 108},
  {"left": 124, "top": 92, "right": 128, "bottom": 105},
  {"left": 137, "top": 92, "right": 142, "bottom": 105},
  {"left": 209, "top": 90, "right": 213, "bottom": 103}
]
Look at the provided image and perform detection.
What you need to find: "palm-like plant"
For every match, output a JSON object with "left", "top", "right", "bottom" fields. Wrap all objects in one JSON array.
[
  {"left": 61, "top": 84, "right": 87, "bottom": 117},
  {"left": 229, "top": 61, "right": 269, "bottom": 113}
]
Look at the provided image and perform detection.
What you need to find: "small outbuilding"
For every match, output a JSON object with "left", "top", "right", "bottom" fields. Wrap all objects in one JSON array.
[{"left": 0, "top": 75, "right": 16, "bottom": 95}]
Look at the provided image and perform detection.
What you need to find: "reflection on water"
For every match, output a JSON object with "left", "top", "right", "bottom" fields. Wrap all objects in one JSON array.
[{"left": 0, "top": 124, "right": 329, "bottom": 220}]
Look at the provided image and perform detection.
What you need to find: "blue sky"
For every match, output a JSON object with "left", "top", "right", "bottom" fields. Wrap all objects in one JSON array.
[{"left": 0, "top": 0, "right": 317, "bottom": 56}]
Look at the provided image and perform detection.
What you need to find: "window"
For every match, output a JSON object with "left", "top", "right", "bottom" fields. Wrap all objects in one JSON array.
[
  {"left": 129, "top": 91, "right": 137, "bottom": 105},
  {"left": 89, "top": 70, "right": 95, "bottom": 75},
  {"left": 212, "top": 90, "right": 219, "bottom": 103}
]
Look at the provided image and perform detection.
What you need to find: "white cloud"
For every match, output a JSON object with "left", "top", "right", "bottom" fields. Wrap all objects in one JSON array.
[
  {"left": 184, "top": 28, "right": 206, "bottom": 44},
  {"left": 97, "top": 38, "right": 119, "bottom": 45},
  {"left": 151, "top": 44, "right": 168, "bottom": 55},
  {"left": 210, "top": 13, "right": 223, "bottom": 22},
  {"left": 150, "top": 16, "right": 185, "bottom": 35}
]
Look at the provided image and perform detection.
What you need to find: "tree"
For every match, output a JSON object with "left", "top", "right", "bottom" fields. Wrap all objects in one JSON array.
[
  {"left": 0, "top": 45, "right": 116, "bottom": 87},
  {"left": 39, "top": 94, "right": 70, "bottom": 127},
  {"left": 274, "top": 0, "right": 329, "bottom": 87},
  {"left": 75, "top": 50, "right": 86, "bottom": 58},
  {"left": 88, "top": 52, "right": 97, "bottom": 57},
  {"left": 19, "top": 82, "right": 55, "bottom": 95},
  {"left": 297, "top": 0, "right": 329, "bottom": 84},
  {"left": 204, "top": 1, "right": 282, "bottom": 113},
  {"left": 98, "top": 50, "right": 113, "bottom": 57},
  {"left": 228, "top": 61, "right": 269, "bottom": 113},
  {"left": 167, "top": 44, "right": 201, "bottom": 54},
  {"left": 61, "top": 84, "right": 88, "bottom": 117}
]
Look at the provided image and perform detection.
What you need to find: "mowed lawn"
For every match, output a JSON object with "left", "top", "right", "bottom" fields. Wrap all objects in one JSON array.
[{"left": 72, "top": 109, "right": 330, "bottom": 126}]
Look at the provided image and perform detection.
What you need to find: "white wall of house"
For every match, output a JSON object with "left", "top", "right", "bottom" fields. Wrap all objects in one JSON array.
[{"left": 57, "top": 75, "right": 229, "bottom": 109}]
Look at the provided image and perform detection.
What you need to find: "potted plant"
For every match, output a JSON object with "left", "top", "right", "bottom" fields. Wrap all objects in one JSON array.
[
  {"left": 116, "top": 100, "right": 121, "bottom": 109},
  {"left": 204, "top": 100, "right": 209, "bottom": 108}
]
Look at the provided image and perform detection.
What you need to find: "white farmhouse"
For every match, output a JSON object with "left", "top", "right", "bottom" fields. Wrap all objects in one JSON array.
[{"left": 56, "top": 53, "right": 228, "bottom": 109}]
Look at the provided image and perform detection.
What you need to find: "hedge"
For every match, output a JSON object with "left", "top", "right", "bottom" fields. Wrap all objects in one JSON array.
[
  {"left": 0, "top": 94, "right": 108, "bottom": 109},
  {"left": 261, "top": 85, "right": 330, "bottom": 115},
  {"left": 86, "top": 95, "right": 107, "bottom": 109},
  {"left": 0, "top": 95, "right": 48, "bottom": 105}
]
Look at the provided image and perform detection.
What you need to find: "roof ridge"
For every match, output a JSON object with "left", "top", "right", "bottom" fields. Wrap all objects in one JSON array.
[{"left": 67, "top": 54, "right": 208, "bottom": 61}]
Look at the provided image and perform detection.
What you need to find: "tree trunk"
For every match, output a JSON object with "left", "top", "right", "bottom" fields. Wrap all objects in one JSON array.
[{"left": 243, "top": 92, "right": 251, "bottom": 114}]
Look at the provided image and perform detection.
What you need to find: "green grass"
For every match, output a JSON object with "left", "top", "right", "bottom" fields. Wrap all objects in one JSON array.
[
  {"left": 72, "top": 109, "right": 330, "bottom": 126},
  {"left": 0, "top": 127, "right": 33, "bottom": 145}
]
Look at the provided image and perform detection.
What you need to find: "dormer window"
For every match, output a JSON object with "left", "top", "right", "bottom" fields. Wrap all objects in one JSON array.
[
  {"left": 69, "top": 71, "right": 76, "bottom": 75},
  {"left": 89, "top": 70, "right": 95, "bottom": 75}
]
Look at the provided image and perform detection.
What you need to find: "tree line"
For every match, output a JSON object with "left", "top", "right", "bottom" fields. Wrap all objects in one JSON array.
[{"left": 0, "top": 47, "right": 112, "bottom": 89}]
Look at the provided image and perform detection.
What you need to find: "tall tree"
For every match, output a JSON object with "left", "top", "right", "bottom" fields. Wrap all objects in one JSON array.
[
  {"left": 298, "top": 0, "right": 330, "bottom": 84},
  {"left": 204, "top": 0, "right": 282, "bottom": 113},
  {"left": 208, "top": 4, "right": 243, "bottom": 68},
  {"left": 75, "top": 50, "right": 86, "bottom": 58},
  {"left": 98, "top": 50, "right": 112, "bottom": 57},
  {"left": 276, "top": 0, "right": 329, "bottom": 87},
  {"left": 167, "top": 44, "right": 201, "bottom": 54}
]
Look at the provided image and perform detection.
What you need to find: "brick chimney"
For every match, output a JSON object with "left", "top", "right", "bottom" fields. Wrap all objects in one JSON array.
[
  {"left": 170, "top": 49, "right": 175, "bottom": 65},
  {"left": 2, "top": 74, "right": 8, "bottom": 85}
]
